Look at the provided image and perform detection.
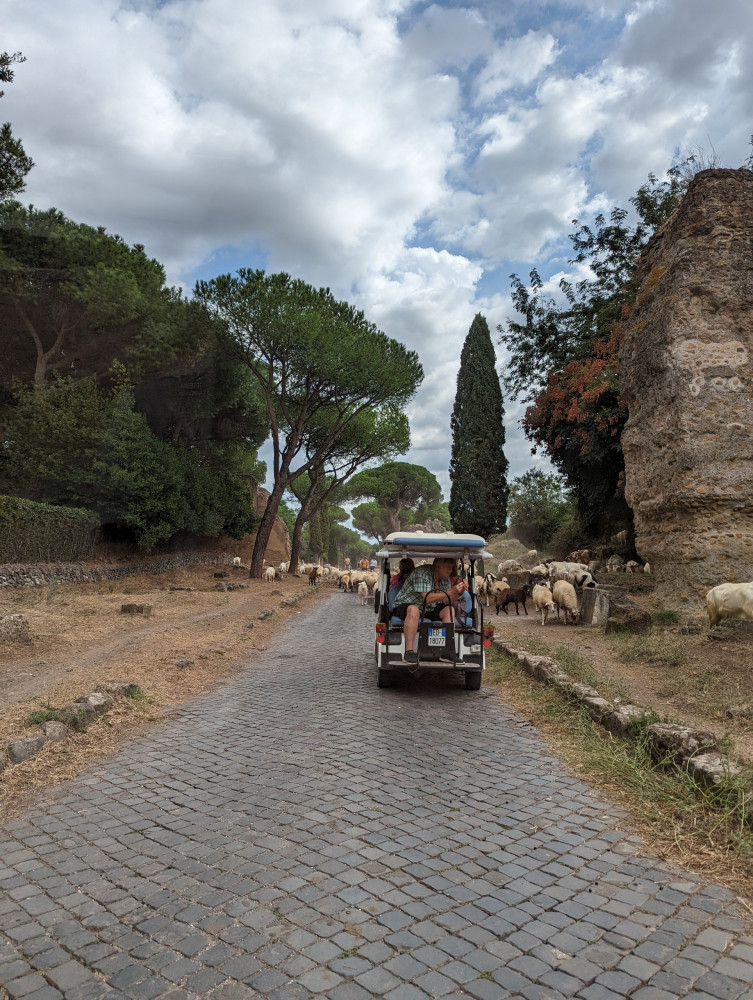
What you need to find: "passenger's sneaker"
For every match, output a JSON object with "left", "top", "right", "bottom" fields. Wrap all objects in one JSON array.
[
  {"left": 403, "top": 650, "right": 419, "bottom": 666},
  {"left": 440, "top": 649, "right": 463, "bottom": 664}
]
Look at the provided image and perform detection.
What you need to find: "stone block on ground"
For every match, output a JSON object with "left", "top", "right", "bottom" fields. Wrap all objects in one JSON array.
[
  {"left": 120, "top": 603, "right": 152, "bottom": 617},
  {"left": 41, "top": 720, "right": 69, "bottom": 742},
  {"left": 96, "top": 681, "right": 139, "bottom": 697},
  {"left": 7, "top": 733, "right": 48, "bottom": 763},
  {"left": 0, "top": 613, "right": 31, "bottom": 643},
  {"left": 686, "top": 752, "right": 741, "bottom": 784},
  {"left": 603, "top": 704, "right": 648, "bottom": 737},
  {"left": 580, "top": 588, "right": 611, "bottom": 625},
  {"left": 604, "top": 602, "right": 652, "bottom": 633},
  {"left": 648, "top": 722, "right": 718, "bottom": 763}
]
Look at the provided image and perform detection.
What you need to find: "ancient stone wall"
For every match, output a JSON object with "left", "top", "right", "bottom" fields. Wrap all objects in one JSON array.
[{"left": 620, "top": 169, "right": 753, "bottom": 601}]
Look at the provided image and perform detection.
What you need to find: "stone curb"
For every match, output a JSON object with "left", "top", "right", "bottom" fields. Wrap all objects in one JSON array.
[
  {"left": 0, "top": 681, "right": 138, "bottom": 773},
  {"left": 495, "top": 640, "right": 742, "bottom": 785}
]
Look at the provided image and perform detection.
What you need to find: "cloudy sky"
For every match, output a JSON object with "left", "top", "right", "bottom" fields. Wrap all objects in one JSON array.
[{"left": 4, "top": 0, "right": 752, "bottom": 503}]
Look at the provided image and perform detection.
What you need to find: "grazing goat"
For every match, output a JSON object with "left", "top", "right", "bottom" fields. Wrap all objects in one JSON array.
[
  {"left": 263, "top": 565, "right": 275, "bottom": 582},
  {"left": 497, "top": 583, "right": 529, "bottom": 616},
  {"left": 531, "top": 584, "right": 557, "bottom": 626},
  {"left": 706, "top": 582, "right": 753, "bottom": 628},
  {"left": 357, "top": 580, "right": 369, "bottom": 605},
  {"left": 552, "top": 580, "right": 580, "bottom": 623}
]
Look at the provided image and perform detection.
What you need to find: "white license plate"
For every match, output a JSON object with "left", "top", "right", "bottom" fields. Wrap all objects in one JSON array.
[{"left": 428, "top": 629, "right": 446, "bottom": 646}]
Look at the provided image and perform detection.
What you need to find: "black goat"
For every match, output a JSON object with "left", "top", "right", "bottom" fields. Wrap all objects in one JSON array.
[{"left": 496, "top": 583, "right": 529, "bottom": 616}]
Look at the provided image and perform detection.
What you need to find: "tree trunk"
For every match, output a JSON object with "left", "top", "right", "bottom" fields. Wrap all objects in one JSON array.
[
  {"left": 249, "top": 481, "right": 287, "bottom": 579},
  {"left": 290, "top": 514, "right": 306, "bottom": 573}
]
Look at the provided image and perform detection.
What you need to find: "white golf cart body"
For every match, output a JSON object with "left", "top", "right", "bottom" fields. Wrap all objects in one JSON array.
[{"left": 374, "top": 531, "right": 493, "bottom": 690}]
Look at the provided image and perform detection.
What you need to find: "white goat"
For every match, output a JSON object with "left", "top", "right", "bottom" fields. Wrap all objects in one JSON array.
[
  {"left": 706, "top": 582, "right": 753, "bottom": 628},
  {"left": 263, "top": 565, "right": 275, "bottom": 582},
  {"left": 232, "top": 556, "right": 241, "bottom": 567}
]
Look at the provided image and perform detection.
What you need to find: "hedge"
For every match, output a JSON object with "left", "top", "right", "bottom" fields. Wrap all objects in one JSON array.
[{"left": 0, "top": 497, "right": 99, "bottom": 563}]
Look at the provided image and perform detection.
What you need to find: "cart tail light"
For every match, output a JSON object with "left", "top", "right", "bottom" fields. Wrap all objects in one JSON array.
[
  {"left": 376, "top": 622, "right": 386, "bottom": 644},
  {"left": 482, "top": 625, "right": 494, "bottom": 648}
]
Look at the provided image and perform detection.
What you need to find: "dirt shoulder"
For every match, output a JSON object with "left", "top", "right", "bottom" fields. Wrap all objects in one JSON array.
[{"left": 0, "top": 564, "right": 329, "bottom": 813}]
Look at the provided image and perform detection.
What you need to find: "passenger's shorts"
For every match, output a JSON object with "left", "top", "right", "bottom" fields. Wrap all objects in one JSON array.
[{"left": 392, "top": 603, "right": 443, "bottom": 620}]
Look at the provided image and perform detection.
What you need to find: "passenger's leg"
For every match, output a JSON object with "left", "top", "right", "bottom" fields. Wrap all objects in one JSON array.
[{"left": 403, "top": 605, "right": 420, "bottom": 652}]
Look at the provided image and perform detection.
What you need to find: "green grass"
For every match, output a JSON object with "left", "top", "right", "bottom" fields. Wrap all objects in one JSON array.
[
  {"left": 651, "top": 607, "right": 680, "bottom": 625},
  {"left": 24, "top": 704, "right": 64, "bottom": 727}
]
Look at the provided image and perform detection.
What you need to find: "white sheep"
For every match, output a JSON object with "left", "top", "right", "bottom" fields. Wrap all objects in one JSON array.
[
  {"left": 548, "top": 561, "right": 594, "bottom": 588},
  {"left": 498, "top": 559, "right": 522, "bottom": 575},
  {"left": 278, "top": 561, "right": 289, "bottom": 575},
  {"left": 531, "top": 584, "right": 557, "bottom": 626},
  {"left": 706, "top": 582, "right": 753, "bottom": 628},
  {"left": 232, "top": 556, "right": 241, "bottom": 567},
  {"left": 263, "top": 565, "right": 275, "bottom": 582},
  {"left": 552, "top": 579, "right": 580, "bottom": 624},
  {"left": 643, "top": 562, "right": 651, "bottom": 574},
  {"left": 357, "top": 580, "right": 369, "bottom": 606},
  {"left": 530, "top": 563, "right": 549, "bottom": 578},
  {"left": 625, "top": 560, "right": 640, "bottom": 574}
]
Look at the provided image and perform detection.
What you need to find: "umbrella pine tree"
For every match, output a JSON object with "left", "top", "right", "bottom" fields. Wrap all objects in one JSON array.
[{"left": 449, "top": 314, "right": 509, "bottom": 535}]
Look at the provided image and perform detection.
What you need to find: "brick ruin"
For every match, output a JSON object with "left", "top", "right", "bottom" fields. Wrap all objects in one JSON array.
[{"left": 620, "top": 168, "right": 753, "bottom": 601}]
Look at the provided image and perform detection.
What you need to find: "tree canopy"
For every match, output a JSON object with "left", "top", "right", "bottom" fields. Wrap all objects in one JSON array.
[
  {"left": 0, "top": 52, "right": 34, "bottom": 201},
  {"left": 195, "top": 270, "right": 423, "bottom": 577},
  {"left": 346, "top": 461, "right": 443, "bottom": 539},
  {"left": 0, "top": 202, "right": 208, "bottom": 390},
  {"left": 506, "top": 469, "right": 576, "bottom": 549},
  {"left": 449, "top": 313, "right": 508, "bottom": 536}
]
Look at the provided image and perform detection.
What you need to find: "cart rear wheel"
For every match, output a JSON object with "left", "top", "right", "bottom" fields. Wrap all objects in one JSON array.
[
  {"left": 465, "top": 671, "right": 482, "bottom": 691},
  {"left": 378, "top": 669, "right": 392, "bottom": 688}
]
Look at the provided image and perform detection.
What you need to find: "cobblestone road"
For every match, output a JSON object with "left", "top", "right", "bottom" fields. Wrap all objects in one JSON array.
[{"left": 2, "top": 593, "right": 752, "bottom": 1000}]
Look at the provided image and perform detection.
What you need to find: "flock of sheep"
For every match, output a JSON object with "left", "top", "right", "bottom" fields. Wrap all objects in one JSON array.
[{"left": 242, "top": 548, "right": 753, "bottom": 629}]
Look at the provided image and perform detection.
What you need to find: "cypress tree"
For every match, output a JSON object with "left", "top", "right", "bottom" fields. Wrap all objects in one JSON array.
[{"left": 449, "top": 313, "right": 509, "bottom": 535}]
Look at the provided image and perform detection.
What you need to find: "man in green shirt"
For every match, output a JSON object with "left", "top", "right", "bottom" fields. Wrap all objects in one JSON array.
[{"left": 392, "top": 557, "right": 466, "bottom": 665}]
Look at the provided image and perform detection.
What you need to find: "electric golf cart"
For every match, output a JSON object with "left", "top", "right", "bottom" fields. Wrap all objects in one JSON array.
[{"left": 373, "top": 531, "right": 494, "bottom": 690}]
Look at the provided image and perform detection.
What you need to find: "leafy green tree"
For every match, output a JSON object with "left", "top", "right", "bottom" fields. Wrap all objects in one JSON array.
[
  {"left": 328, "top": 522, "right": 363, "bottom": 567},
  {"left": 498, "top": 168, "right": 687, "bottom": 534},
  {"left": 0, "top": 369, "right": 257, "bottom": 550},
  {"left": 195, "top": 270, "right": 423, "bottom": 577},
  {"left": 0, "top": 52, "right": 33, "bottom": 200},
  {"left": 449, "top": 314, "right": 509, "bottom": 535},
  {"left": 351, "top": 501, "right": 393, "bottom": 544},
  {"left": 0, "top": 202, "right": 201, "bottom": 389},
  {"left": 346, "top": 461, "right": 442, "bottom": 535},
  {"left": 286, "top": 405, "right": 410, "bottom": 570},
  {"left": 506, "top": 469, "right": 575, "bottom": 549}
]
